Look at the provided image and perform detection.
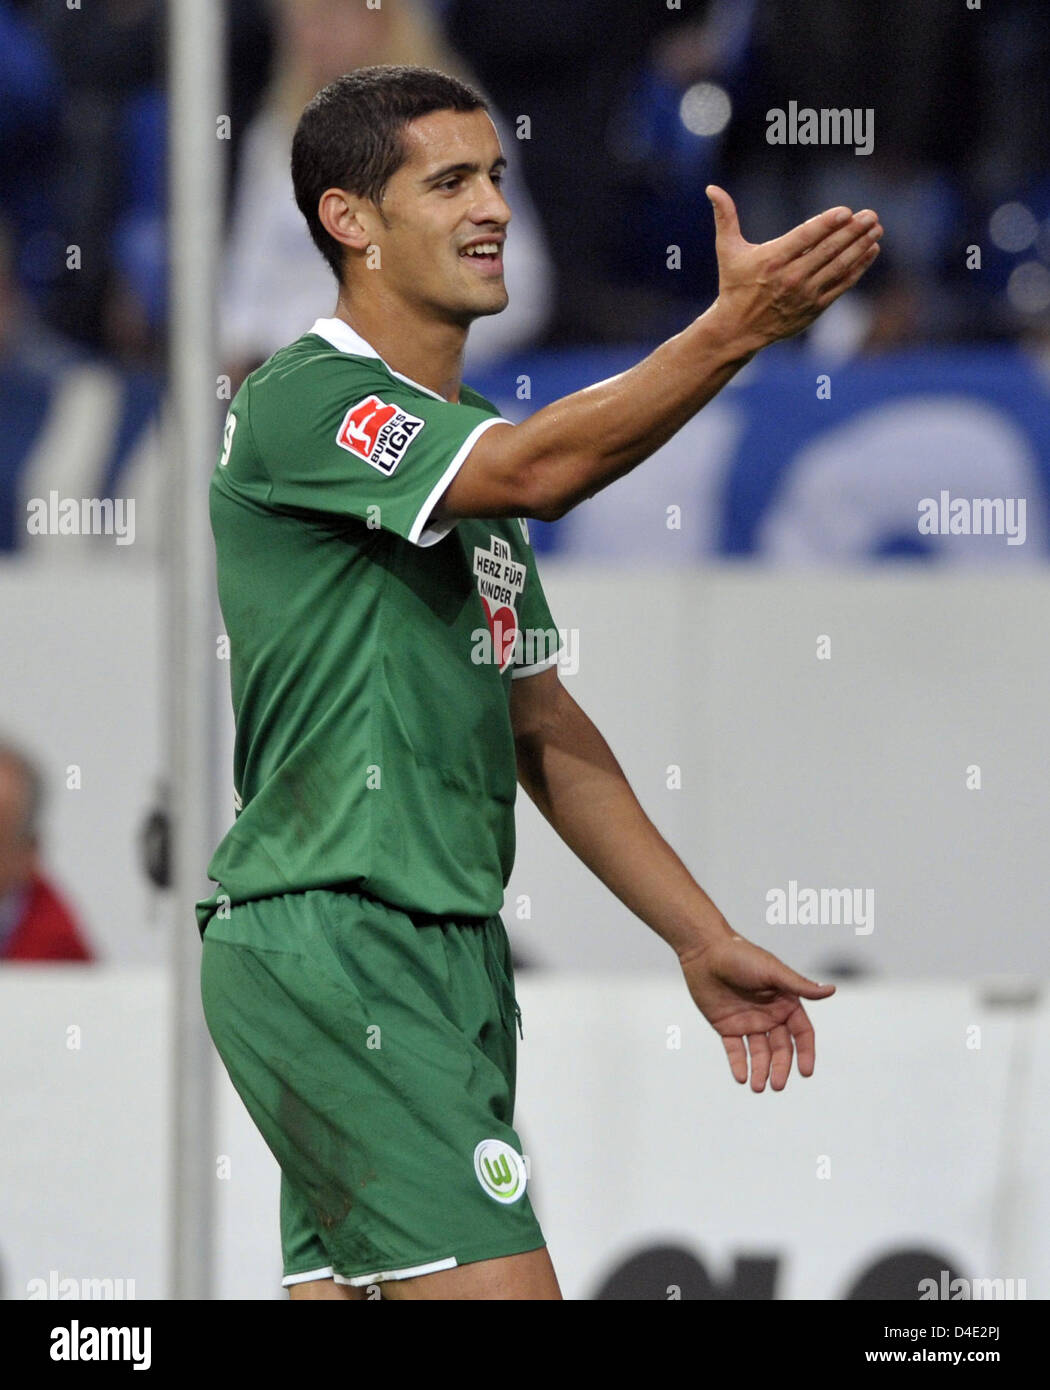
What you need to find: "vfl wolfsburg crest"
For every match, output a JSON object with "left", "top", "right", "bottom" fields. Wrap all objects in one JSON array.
[{"left": 473, "top": 1139, "right": 528, "bottom": 1205}]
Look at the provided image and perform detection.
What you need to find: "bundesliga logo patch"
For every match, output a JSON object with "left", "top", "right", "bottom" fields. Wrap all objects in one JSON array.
[{"left": 336, "top": 395, "right": 425, "bottom": 476}]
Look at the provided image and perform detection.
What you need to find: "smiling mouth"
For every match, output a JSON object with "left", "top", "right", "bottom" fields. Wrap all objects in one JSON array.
[{"left": 460, "top": 241, "right": 504, "bottom": 268}]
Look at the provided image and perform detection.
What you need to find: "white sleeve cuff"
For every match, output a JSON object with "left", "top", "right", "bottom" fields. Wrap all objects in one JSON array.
[
  {"left": 511, "top": 648, "right": 561, "bottom": 679},
  {"left": 407, "top": 416, "right": 514, "bottom": 547}
]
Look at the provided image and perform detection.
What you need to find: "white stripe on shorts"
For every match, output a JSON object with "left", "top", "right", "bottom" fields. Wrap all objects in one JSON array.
[
  {"left": 334, "top": 1256, "right": 458, "bottom": 1287},
  {"left": 282, "top": 1265, "right": 335, "bottom": 1287}
]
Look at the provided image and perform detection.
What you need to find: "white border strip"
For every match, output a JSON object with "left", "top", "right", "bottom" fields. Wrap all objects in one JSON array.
[
  {"left": 511, "top": 649, "right": 562, "bottom": 680},
  {"left": 333, "top": 1256, "right": 458, "bottom": 1287},
  {"left": 282, "top": 1264, "right": 335, "bottom": 1287},
  {"left": 408, "top": 417, "right": 513, "bottom": 547}
]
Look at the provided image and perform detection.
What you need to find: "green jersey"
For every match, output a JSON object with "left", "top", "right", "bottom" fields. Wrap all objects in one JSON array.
[{"left": 196, "top": 316, "right": 560, "bottom": 934}]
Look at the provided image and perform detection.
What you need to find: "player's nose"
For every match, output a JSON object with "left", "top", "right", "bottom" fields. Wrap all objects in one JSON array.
[{"left": 471, "top": 175, "right": 511, "bottom": 228}]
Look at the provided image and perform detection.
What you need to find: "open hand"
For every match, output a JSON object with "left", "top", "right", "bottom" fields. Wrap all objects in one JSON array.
[
  {"left": 679, "top": 933, "right": 836, "bottom": 1091},
  {"left": 706, "top": 184, "right": 882, "bottom": 349}
]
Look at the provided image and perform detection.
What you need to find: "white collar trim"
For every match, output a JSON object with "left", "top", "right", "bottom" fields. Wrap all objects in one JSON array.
[{"left": 308, "top": 316, "right": 448, "bottom": 402}]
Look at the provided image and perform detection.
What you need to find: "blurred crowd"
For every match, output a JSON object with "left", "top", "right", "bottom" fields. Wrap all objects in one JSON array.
[{"left": 0, "top": 0, "right": 1048, "bottom": 379}]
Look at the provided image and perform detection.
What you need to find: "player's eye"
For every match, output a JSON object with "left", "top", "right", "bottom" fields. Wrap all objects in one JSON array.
[{"left": 438, "top": 177, "right": 461, "bottom": 192}]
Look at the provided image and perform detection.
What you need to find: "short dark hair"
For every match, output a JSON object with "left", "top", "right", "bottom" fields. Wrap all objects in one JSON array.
[{"left": 291, "top": 65, "right": 488, "bottom": 282}]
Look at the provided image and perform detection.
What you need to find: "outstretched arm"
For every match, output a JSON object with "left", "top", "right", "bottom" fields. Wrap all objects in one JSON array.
[
  {"left": 437, "top": 187, "right": 882, "bottom": 524},
  {"left": 511, "top": 666, "right": 835, "bottom": 1091}
]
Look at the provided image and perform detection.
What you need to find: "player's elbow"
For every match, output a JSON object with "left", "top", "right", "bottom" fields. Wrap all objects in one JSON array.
[
  {"left": 525, "top": 485, "right": 571, "bottom": 524},
  {"left": 517, "top": 458, "right": 578, "bottom": 522},
  {"left": 477, "top": 458, "right": 573, "bottom": 523}
]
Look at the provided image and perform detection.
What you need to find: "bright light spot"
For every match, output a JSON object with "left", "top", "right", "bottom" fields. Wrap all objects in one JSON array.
[
  {"left": 1007, "top": 260, "right": 1050, "bottom": 314},
  {"left": 989, "top": 202, "right": 1038, "bottom": 253},
  {"left": 679, "top": 83, "right": 732, "bottom": 138}
]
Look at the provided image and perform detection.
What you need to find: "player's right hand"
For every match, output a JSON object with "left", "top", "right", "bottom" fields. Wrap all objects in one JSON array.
[{"left": 705, "top": 184, "right": 883, "bottom": 350}]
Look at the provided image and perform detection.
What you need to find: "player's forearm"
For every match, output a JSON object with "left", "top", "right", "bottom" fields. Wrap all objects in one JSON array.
[
  {"left": 441, "top": 200, "right": 881, "bottom": 526},
  {"left": 514, "top": 682, "right": 734, "bottom": 959},
  {"left": 513, "top": 301, "right": 758, "bottom": 521}
]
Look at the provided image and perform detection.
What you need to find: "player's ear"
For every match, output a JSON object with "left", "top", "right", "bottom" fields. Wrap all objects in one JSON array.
[{"left": 317, "top": 188, "right": 375, "bottom": 256}]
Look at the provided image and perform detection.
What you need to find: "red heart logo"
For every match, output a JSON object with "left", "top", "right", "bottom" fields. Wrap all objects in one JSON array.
[{"left": 481, "top": 597, "right": 517, "bottom": 672}]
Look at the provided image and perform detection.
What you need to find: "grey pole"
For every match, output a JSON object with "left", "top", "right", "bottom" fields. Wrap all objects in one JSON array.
[{"left": 167, "top": 0, "right": 225, "bottom": 1300}]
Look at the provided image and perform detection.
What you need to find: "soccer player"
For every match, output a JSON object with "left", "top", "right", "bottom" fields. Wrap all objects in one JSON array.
[{"left": 197, "top": 65, "right": 883, "bottom": 1302}]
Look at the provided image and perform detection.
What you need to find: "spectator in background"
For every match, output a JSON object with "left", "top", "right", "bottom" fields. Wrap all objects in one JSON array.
[
  {"left": 0, "top": 741, "right": 93, "bottom": 962},
  {"left": 445, "top": 0, "right": 711, "bottom": 344},
  {"left": 0, "top": 0, "right": 61, "bottom": 315},
  {"left": 0, "top": 213, "right": 166, "bottom": 557},
  {"left": 14, "top": 0, "right": 272, "bottom": 364},
  {"left": 0, "top": 215, "right": 83, "bottom": 553},
  {"left": 714, "top": 0, "right": 981, "bottom": 354},
  {"left": 448, "top": 0, "right": 1050, "bottom": 353},
  {"left": 220, "top": 0, "right": 553, "bottom": 388},
  {"left": 16, "top": 0, "right": 169, "bottom": 358}
]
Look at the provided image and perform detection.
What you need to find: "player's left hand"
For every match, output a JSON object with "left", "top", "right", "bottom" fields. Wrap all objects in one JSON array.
[{"left": 678, "top": 935, "right": 835, "bottom": 1091}]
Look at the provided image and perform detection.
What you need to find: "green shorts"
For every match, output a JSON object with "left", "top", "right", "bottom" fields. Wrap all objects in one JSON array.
[{"left": 199, "top": 889, "right": 545, "bottom": 1288}]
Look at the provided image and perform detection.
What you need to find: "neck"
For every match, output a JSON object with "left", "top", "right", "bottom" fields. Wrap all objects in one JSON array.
[{"left": 334, "top": 289, "right": 468, "bottom": 403}]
